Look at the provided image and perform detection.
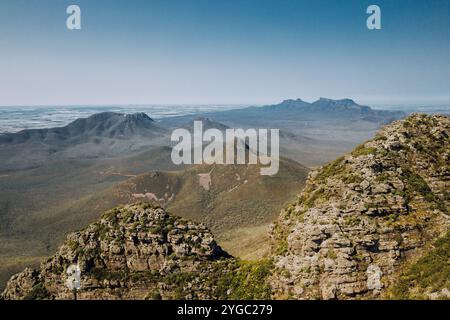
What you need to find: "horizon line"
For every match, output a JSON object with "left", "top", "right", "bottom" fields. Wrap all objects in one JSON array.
[{"left": 0, "top": 97, "right": 449, "bottom": 109}]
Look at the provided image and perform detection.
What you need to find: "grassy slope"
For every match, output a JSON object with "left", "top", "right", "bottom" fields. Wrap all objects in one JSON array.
[
  {"left": 388, "top": 232, "right": 450, "bottom": 299},
  {"left": 218, "top": 224, "right": 271, "bottom": 260},
  {"left": 0, "top": 147, "right": 181, "bottom": 291},
  {"left": 0, "top": 157, "right": 308, "bottom": 290},
  {"left": 60, "top": 157, "right": 309, "bottom": 258}
]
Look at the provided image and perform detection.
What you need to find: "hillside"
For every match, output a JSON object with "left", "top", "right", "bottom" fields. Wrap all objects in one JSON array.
[
  {"left": 0, "top": 111, "right": 312, "bottom": 290},
  {"left": 0, "top": 154, "right": 307, "bottom": 291},
  {"left": 0, "top": 112, "right": 168, "bottom": 171},
  {"left": 1, "top": 204, "right": 271, "bottom": 300},
  {"left": 387, "top": 231, "right": 449, "bottom": 299},
  {"left": 0, "top": 145, "right": 181, "bottom": 291},
  {"left": 270, "top": 113, "right": 449, "bottom": 299},
  {"left": 161, "top": 97, "right": 406, "bottom": 167},
  {"left": 37, "top": 157, "right": 309, "bottom": 260},
  {"left": 0, "top": 112, "right": 165, "bottom": 145}
]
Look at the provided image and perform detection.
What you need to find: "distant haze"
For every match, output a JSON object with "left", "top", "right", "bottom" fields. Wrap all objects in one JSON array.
[{"left": 0, "top": 0, "right": 449, "bottom": 106}]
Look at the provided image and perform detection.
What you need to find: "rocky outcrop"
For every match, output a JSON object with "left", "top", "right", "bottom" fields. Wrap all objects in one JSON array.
[
  {"left": 270, "top": 114, "right": 449, "bottom": 299},
  {"left": 1, "top": 204, "right": 234, "bottom": 300}
]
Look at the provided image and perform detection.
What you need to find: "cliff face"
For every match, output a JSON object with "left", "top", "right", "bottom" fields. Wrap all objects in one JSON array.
[{"left": 270, "top": 114, "right": 449, "bottom": 299}]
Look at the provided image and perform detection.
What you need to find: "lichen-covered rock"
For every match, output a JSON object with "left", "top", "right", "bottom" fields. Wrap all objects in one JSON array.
[
  {"left": 1, "top": 204, "right": 233, "bottom": 300},
  {"left": 1, "top": 268, "right": 40, "bottom": 300},
  {"left": 270, "top": 114, "right": 450, "bottom": 299}
]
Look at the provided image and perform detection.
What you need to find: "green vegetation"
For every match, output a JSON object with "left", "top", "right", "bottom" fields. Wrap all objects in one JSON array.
[
  {"left": 96, "top": 223, "right": 111, "bottom": 241},
  {"left": 89, "top": 268, "right": 160, "bottom": 283},
  {"left": 327, "top": 249, "right": 337, "bottom": 260},
  {"left": 402, "top": 170, "right": 433, "bottom": 202},
  {"left": 68, "top": 239, "right": 80, "bottom": 252},
  {"left": 274, "top": 239, "right": 289, "bottom": 255},
  {"left": 214, "top": 260, "right": 273, "bottom": 300},
  {"left": 342, "top": 174, "right": 363, "bottom": 184},
  {"left": 163, "top": 271, "right": 199, "bottom": 299},
  {"left": 374, "top": 135, "right": 387, "bottom": 141},
  {"left": 399, "top": 169, "right": 447, "bottom": 213},
  {"left": 284, "top": 203, "right": 296, "bottom": 218},
  {"left": 145, "top": 290, "right": 162, "bottom": 300},
  {"left": 304, "top": 187, "right": 325, "bottom": 207},
  {"left": 101, "top": 207, "right": 121, "bottom": 223},
  {"left": 316, "top": 156, "right": 346, "bottom": 181},
  {"left": 218, "top": 224, "right": 271, "bottom": 261},
  {"left": 389, "top": 232, "right": 450, "bottom": 300},
  {"left": 375, "top": 172, "right": 390, "bottom": 182},
  {"left": 140, "top": 259, "right": 274, "bottom": 300},
  {"left": 23, "top": 283, "right": 51, "bottom": 300},
  {"left": 271, "top": 220, "right": 291, "bottom": 255},
  {"left": 351, "top": 144, "right": 378, "bottom": 157},
  {"left": 343, "top": 215, "right": 361, "bottom": 227}
]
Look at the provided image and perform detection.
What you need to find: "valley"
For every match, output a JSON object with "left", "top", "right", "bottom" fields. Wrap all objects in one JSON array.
[{"left": 0, "top": 98, "right": 406, "bottom": 290}]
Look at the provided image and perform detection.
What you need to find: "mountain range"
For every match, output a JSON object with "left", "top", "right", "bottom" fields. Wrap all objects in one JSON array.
[
  {"left": 0, "top": 98, "right": 407, "bottom": 291},
  {"left": 2, "top": 113, "right": 448, "bottom": 300},
  {"left": 0, "top": 112, "right": 168, "bottom": 171},
  {"left": 0, "top": 97, "right": 405, "bottom": 171}
]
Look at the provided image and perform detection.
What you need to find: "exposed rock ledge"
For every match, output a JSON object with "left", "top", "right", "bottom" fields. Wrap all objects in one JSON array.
[
  {"left": 1, "top": 204, "right": 234, "bottom": 300},
  {"left": 270, "top": 114, "right": 449, "bottom": 299}
]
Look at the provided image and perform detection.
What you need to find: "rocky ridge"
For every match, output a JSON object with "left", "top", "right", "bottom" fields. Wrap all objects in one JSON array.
[
  {"left": 270, "top": 113, "right": 449, "bottom": 299},
  {"left": 266, "top": 98, "right": 405, "bottom": 122},
  {"left": 1, "top": 204, "right": 257, "bottom": 300}
]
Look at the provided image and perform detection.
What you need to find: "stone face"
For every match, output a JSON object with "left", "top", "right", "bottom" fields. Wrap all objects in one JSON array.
[
  {"left": 270, "top": 114, "right": 450, "bottom": 300},
  {"left": 1, "top": 204, "right": 231, "bottom": 300}
]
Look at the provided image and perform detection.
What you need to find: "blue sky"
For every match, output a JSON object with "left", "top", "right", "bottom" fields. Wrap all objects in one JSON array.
[{"left": 0, "top": 0, "right": 449, "bottom": 106}]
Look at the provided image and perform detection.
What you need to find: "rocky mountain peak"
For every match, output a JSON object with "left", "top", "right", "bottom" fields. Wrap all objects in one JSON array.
[
  {"left": 1, "top": 204, "right": 229, "bottom": 300},
  {"left": 281, "top": 98, "right": 306, "bottom": 104},
  {"left": 270, "top": 113, "right": 449, "bottom": 299},
  {"left": 72, "top": 111, "right": 157, "bottom": 133},
  {"left": 275, "top": 99, "right": 309, "bottom": 109},
  {"left": 186, "top": 117, "right": 230, "bottom": 132},
  {"left": 311, "top": 97, "right": 370, "bottom": 111},
  {"left": 316, "top": 97, "right": 356, "bottom": 105},
  {"left": 125, "top": 112, "right": 154, "bottom": 123}
]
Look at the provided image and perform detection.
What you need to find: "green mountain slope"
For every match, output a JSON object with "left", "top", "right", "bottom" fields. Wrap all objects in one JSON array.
[
  {"left": 0, "top": 155, "right": 308, "bottom": 291},
  {"left": 52, "top": 157, "right": 309, "bottom": 259}
]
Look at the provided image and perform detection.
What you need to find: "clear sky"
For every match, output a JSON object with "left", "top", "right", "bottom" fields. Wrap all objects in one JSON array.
[{"left": 0, "top": 0, "right": 449, "bottom": 106}]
